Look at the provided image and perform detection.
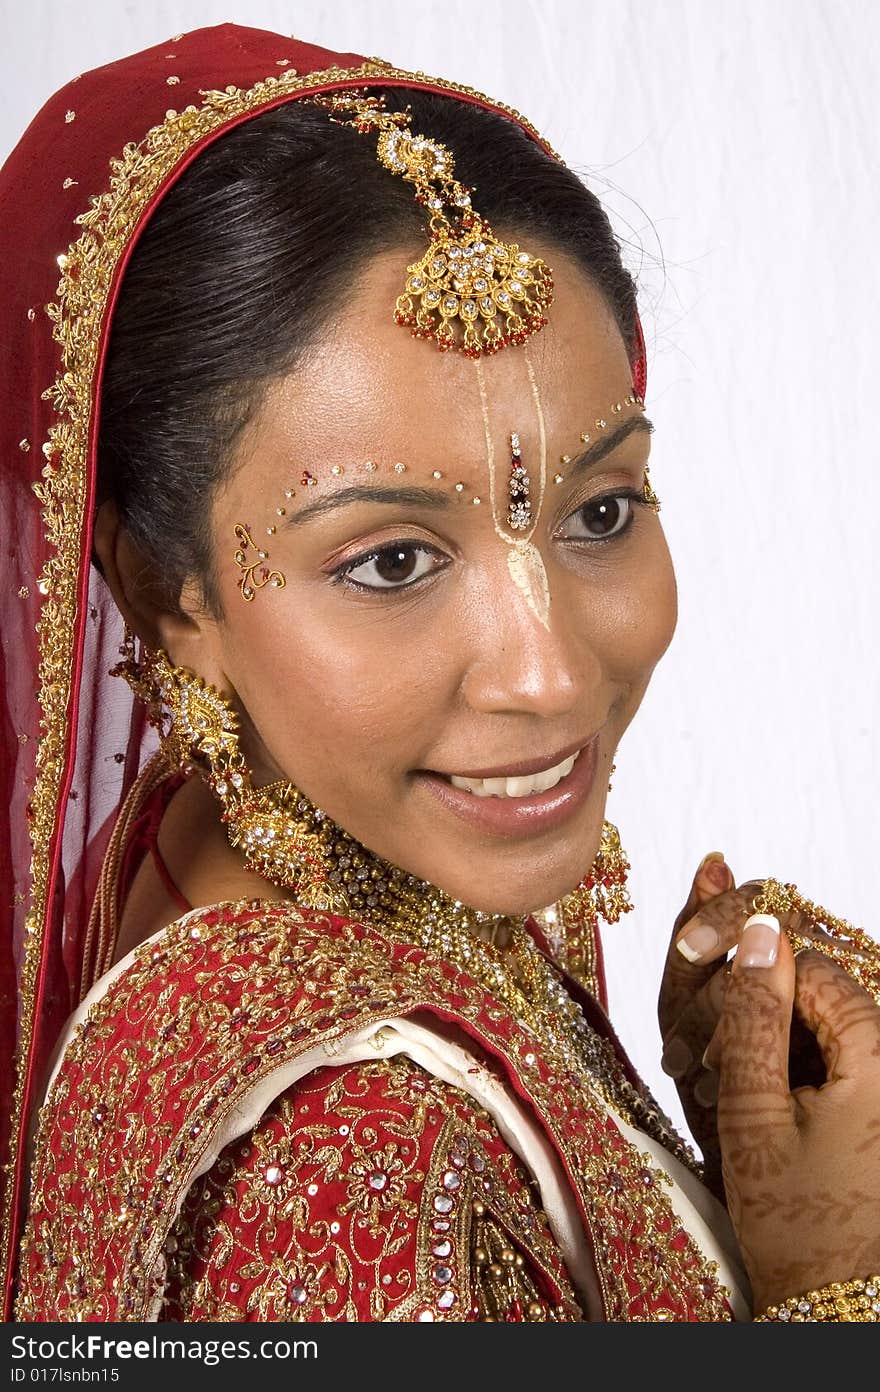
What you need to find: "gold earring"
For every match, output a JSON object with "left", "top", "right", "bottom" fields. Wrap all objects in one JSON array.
[
  {"left": 550, "top": 819, "right": 634, "bottom": 987},
  {"left": 642, "top": 464, "right": 661, "bottom": 513},
  {"left": 111, "top": 632, "right": 346, "bottom": 912}
]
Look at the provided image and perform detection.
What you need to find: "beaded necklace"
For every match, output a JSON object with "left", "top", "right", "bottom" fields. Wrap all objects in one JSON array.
[{"left": 258, "top": 782, "right": 702, "bottom": 1177}]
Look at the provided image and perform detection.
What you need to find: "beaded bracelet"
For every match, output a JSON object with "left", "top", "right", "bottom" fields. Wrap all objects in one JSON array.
[{"left": 756, "top": 1275, "right": 880, "bottom": 1322}]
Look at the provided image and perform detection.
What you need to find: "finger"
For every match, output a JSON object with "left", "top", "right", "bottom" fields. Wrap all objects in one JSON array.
[
  {"left": 693, "top": 1068, "right": 720, "bottom": 1109},
  {"left": 661, "top": 964, "right": 731, "bottom": 1077},
  {"left": 673, "top": 877, "right": 767, "bottom": 968},
  {"left": 794, "top": 949, "right": 880, "bottom": 1081},
  {"left": 658, "top": 853, "right": 735, "bottom": 1033},
  {"left": 702, "top": 988, "right": 726, "bottom": 1072},
  {"left": 716, "top": 920, "right": 798, "bottom": 1162}
]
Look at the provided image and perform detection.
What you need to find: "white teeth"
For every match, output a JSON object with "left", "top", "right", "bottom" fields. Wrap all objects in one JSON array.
[{"left": 449, "top": 750, "right": 579, "bottom": 798}]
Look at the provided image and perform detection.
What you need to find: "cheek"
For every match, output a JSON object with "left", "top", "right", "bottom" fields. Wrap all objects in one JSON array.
[
  {"left": 219, "top": 592, "right": 452, "bottom": 776},
  {"left": 583, "top": 531, "right": 678, "bottom": 678}
]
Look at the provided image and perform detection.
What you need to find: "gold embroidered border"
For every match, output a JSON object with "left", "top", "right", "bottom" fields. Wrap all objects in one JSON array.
[{"left": 3, "top": 57, "right": 562, "bottom": 1300}]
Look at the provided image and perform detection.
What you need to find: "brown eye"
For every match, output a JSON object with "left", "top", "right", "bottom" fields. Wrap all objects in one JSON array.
[
  {"left": 583, "top": 496, "right": 628, "bottom": 536},
  {"left": 560, "top": 489, "right": 644, "bottom": 543},
  {"left": 335, "top": 542, "right": 447, "bottom": 593},
  {"left": 374, "top": 546, "right": 418, "bottom": 583}
]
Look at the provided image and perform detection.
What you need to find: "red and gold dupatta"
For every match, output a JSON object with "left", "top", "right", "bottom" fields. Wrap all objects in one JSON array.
[{"left": 0, "top": 22, "right": 648, "bottom": 1317}]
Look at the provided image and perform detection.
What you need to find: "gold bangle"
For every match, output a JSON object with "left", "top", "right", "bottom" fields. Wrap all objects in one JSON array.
[{"left": 755, "top": 1275, "right": 880, "bottom": 1322}]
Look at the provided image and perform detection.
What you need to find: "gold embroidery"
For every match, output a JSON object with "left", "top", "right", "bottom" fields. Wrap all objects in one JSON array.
[
  {"left": 16, "top": 908, "right": 732, "bottom": 1321},
  {"left": 471, "top": 1205, "right": 564, "bottom": 1320},
  {"left": 161, "top": 1057, "right": 578, "bottom": 1321}
]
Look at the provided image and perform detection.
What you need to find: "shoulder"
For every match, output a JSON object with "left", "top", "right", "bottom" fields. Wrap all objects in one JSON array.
[
  {"left": 162, "top": 1053, "right": 583, "bottom": 1322},
  {"left": 17, "top": 904, "right": 581, "bottom": 1320}
]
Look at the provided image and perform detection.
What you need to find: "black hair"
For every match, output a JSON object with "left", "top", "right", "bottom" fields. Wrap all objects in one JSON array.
[{"left": 98, "top": 88, "right": 640, "bottom": 613}]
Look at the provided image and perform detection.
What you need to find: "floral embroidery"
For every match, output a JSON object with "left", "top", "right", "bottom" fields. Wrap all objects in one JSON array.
[
  {"left": 16, "top": 906, "right": 733, "bottom": 1321},
  {"left": 339, "top": 1142, "right": 415, "bottom": 1229}
]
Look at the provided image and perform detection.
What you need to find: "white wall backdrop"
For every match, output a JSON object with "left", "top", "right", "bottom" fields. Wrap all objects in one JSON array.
[{"left": 3, "top": 0, "right": 878, "bottom": 1138}]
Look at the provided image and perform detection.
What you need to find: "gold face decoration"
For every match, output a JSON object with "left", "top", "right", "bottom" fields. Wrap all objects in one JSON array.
[
  {"left": 232, "top": 523, "right": 286, "bottom": 602},
  {"left": 232, "top": 391, "right": 655, "bottom": 604}
]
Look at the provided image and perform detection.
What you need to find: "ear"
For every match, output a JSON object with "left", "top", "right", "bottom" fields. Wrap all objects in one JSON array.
[{"left": 92, "top": 499, "right": 228, "bottom": 689}]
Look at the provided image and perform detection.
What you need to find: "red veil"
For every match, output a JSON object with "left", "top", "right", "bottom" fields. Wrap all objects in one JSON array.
[{"left": 0, "top": 23, "right": 648, "bottom": 1316}]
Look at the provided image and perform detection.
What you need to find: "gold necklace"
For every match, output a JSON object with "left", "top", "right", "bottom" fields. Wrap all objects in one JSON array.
[
  {"left": 116, "top": 645, "right": 698, "bottom": 1170},
  {"left": 252, "top": 781, "right": 702, "bottom": 1177},
  {"left": 753, "top": 879, "right": 880, "bottom": 1004}
]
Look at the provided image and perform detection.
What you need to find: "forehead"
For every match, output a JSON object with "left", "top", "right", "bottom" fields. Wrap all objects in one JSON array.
[{"left": 236, "top": 243, "right": 634, "bottom": 474}]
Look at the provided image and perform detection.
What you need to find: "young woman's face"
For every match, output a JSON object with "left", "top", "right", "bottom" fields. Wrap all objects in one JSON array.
[{"left": 193, "top": 245, "right": 678, "bottom": 915}]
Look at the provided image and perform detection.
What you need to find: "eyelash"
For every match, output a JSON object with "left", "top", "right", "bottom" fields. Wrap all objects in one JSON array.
[{"left": 329, "top": 487, "right": 650, "bottom": 596}]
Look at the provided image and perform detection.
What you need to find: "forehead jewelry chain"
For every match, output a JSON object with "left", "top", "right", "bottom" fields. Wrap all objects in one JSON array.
[{"left": 305, "top": 89, "right": 553, "bottom": 357}]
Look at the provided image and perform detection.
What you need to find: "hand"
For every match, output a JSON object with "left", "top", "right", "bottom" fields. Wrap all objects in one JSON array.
[
  {"left": 658, "top": 853, "right": 753, "bottom": 1199},
  {"left": 671, "top": 887, "right": 880, "bottom": 1313}
]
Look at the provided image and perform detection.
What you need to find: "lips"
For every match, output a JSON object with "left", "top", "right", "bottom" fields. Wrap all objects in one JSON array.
[
  {"left": 430, "top": 732, "right": 594, "bottom": 781},
  {"left": 414, "top": 730, "right": 601, "bottom": 840}
]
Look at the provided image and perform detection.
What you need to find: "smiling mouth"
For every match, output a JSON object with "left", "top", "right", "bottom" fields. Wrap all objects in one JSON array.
[{"left": 439, "top": 748, "right": 581, "bottom": 799}]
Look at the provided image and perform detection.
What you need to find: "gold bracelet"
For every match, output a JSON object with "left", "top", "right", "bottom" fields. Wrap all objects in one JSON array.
[{"left": 755, "top": 1275, "right": 880, "bottom": 1322}]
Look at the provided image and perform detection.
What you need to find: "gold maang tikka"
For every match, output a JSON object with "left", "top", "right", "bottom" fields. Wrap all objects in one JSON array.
[{"left": 305, "top": 90, "right": 554, "bottom": 357}]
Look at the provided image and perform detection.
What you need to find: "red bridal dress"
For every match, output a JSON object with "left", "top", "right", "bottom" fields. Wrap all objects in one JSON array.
[{"left": 0, "top": 23, "right": 746, "bottom": 1322}]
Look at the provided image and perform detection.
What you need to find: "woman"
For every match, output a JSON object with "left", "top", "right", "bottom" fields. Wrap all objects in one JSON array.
[{"left": 2, "top": 23, "right": 878, "bottom": 1323}]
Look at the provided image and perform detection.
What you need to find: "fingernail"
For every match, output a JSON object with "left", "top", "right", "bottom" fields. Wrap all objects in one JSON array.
[
  {"left": 701, "top": 859, "right": 732, "bottom": 892},
  {"left": 695, "top": 851, "right": 725, "bottom": 879},
  {"left": 736, "top": 912, "right": 780, "bottom": 968},
  {"left": 660, "top": 1035, "right": 693, "bottom": 1079},
  {"left": 693, "top": 1069, "right": 720, "bottom": 1108},
  {"left": 676, "top": 921, "right": 719, "bottom": 962}
]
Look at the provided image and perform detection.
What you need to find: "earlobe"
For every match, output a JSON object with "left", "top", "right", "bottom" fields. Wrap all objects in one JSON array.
[{"left": 162, "top": 577, "right": 228, "bottom": 693}]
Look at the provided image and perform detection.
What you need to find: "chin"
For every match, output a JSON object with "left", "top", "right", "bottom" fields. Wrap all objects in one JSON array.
[{"left": 434, "top": 860, "right": 591, "bottom": 918}]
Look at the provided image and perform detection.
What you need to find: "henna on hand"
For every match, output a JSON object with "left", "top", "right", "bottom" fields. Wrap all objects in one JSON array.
[{"left": 715, "top": 932, "right": 880, "bottom": 1312}]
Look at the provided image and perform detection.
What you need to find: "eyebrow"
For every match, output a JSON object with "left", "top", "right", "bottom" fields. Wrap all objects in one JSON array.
[{"left": 284, "top": 413, "right": 654, "bottom": 527}]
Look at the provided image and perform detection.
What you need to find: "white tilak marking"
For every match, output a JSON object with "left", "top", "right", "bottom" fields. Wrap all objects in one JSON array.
[
  {"left": 507, "top": 540, "right": 551, "bottom": 630},
  {"left": 474, "top": 350, "right": 552, "bottom": 630}
]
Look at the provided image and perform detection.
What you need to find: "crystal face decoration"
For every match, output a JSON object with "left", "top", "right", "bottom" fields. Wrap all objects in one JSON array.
[{"left": 506, "top": 431, "right": 531, "bottom": 530}]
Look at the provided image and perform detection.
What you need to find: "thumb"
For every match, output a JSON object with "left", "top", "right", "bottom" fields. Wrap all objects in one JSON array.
[{"left": 716, "top": 917, "right": 798, "bottom": 1168}]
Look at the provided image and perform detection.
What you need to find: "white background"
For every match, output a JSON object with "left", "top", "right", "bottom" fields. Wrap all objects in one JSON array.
[{"left": 3, "top": 0, "right": 878, "bottom": 1137}]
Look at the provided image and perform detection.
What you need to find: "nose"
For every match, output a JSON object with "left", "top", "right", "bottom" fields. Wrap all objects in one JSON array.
[{"left": 459, "top": 550, "right": 600, "bottom": 719}]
